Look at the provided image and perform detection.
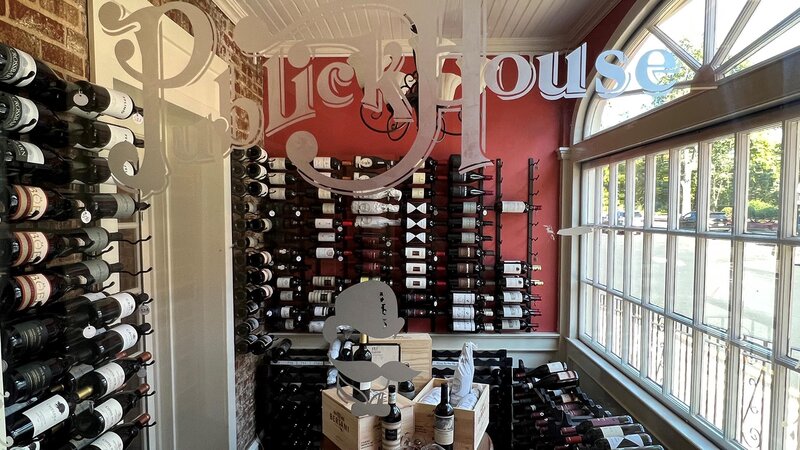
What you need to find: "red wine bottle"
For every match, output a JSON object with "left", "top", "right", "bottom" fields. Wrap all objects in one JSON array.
[
  {"left": 3, "top": 356, "right": 71, "bottom": 404},
  {"left": 1, "top": 137, "right": 112, "bottom": 186},
  {"left": 64, "top": 292, "right": 150, "bottom": 329},
  {"left": 405, "top": 277, "right": 446, "bottom": 290},
  {"left": 449, "top": 320, "right": 494, "bottom": 333},
  {"left": 450, "top": 292, "right": 494, "bottom": 305},
  {"left": 73, "top": 193, "right": 149, "bottom": 220},
  {"left": 76, "top": 353, "right": 152, "bottom": 401},
  {"left": 0, "top": 43, "right": 70, "bottom": 107},
  {"left": 74, "top": 384, "right": 151, "bottom": 439},
  {"left": 352, "top": 334, "right": 372, "bottom": 402},
  {"left": 85, "top": 413, "right": 152, "bottom": 450},
  {"left": 67, "top": 80, "right": 143, "bottom": 120},
  {"left": 64, "top": 324, "right": 151, "bottom": 366},
  {"left": 447, "top": 262, "right": 484, "bottom": 275},
  {"left": 447, "top": 247, "right": 493, "bottom": 259},
  {"left": 4, "top": 385, "right": 94, "bottom": 447},
  {"left": 4, "top": 185, "right": 83, "bottom": 223},
  {"left": 449, "top": 171, "right": 493, "bottom": 182},
  {"left": 450, "top": 186, "right": 493, "bottom": 198},
  {"left": 448, "top": 201, "right": 487, "bottom": 215},
  {"left": 381, "top": 385, "right": 402, "bottom": 449},
  {"left": 433, "top": 383, "right": 454, "bottom": 449},
  {"left": 447, "top": 232, "right": 492, "bottom": 244},
  {"left": 355, "top": 155, "right": 393, "bottom": 169}
]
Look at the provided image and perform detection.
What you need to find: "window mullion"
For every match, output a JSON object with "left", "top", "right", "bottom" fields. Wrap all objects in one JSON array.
[
  {"left": 640, "top": 308, "right": 651, "bottom": 381},
  {"left": 781, "top": 120, "right": 799, "bottom": 239},
  {"left": 621, "top": 298, "right": 631, "bottom": 367},
  {"left": 710, "top": 0, "right": 760, "bottom": 68},
  {"left": 703, "top": 0, "right": 717, "bottom": 64}
]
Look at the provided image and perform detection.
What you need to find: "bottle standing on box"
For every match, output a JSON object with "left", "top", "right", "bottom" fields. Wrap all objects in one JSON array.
[
  {"left": 74, "top": 383, "right": 151, "bottom": 439},
  {"left": 382, "top": 385, "right": 402, "bottom": 450},
  {"left": 352, "top": 334, "right": 372, "bottom": 402},
  {"left": 85, "top": 413, "right": 152, "bottom": 450},
  {"left": 434, "top": 382, "right": 455, "bottom": 450}
]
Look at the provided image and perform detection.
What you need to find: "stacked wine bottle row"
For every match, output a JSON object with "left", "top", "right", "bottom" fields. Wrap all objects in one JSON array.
[
  {"left": 510, "top": 361, "right": 664, "bottom": 450},
  {"left": 0, "top": 42, "right": 155, "bottom": 450},
  {"left": 230, "top": 150, "right": 544, "bottom": 346}
]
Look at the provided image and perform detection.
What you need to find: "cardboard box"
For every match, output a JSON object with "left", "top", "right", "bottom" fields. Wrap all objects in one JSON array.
[
  {"left": 371, "top": 333, "right": 432, "bottom": 391},
  {"left": 322, "top": 387, "right": 415, "bottom": 450},
  {"left": 412, "top": 378, "right": 490, "bottom": 450}
]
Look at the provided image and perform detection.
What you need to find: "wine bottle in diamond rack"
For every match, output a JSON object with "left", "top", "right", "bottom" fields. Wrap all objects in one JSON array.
[
  {"left": 382, "top": 385, "right": 402, "bottom": 450},
  {"left": 434, "top": 382, "right": 455, "bottom": 450}
]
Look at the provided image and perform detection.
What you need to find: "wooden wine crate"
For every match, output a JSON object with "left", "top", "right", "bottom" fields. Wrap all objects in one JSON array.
[
  {"left": 412, "top": 378, "right": 490, "bottom": 450},
  {"left": 371, "top": 333, "right": 432, "bottom": 391},
  {"left": 322, "top": 387, "right": 415, "bottom": 450}
]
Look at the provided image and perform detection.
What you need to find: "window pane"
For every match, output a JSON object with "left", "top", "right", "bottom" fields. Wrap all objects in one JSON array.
[
  {"left": 647, "top": 312, "right": 665, "bottom": 386},
  {"left": 631, "top": 232, "right": 644, "bottom": 299},
  {"left": 584, "top": 168, "right": 596, "bottom": 224},
  {"left": 741, "top": 243, "right": 777, "bottom": 347},
  {"left": 597, "top": 291, "right": 608, "bottom": 348},
  {"left": 583, "top": 284, "right": 595, "bottom": 339},
  {"left": 633, "top": 157, "right": 645, "bottom": 228},
  {"left": 729, "top": 22, "right": 800, "bottom": 76},
  {"left": 615, "top": 161, "right": 626, "bottom": 226},
  {"left": 674, "top": 236, "right": 696, "bottom": 319},
  {"left": 583, "top": 232, "right": 595, "bottom": 281},
  {"left": 655, "top": 0, "right": 705, "bottom": 63},
  {"left": 671, "top": 321, "right": 693, "bottom": 406},
  {"left": 704, "top": 239, "right": 733, "bottom": 331},
  {"left": 611, "top": 297, "right": 624, "bottom": 357},
  {"left": 628, "top": 304, "right": 643, "bottom": 371},
  {"left": 714, "top": 0, "right": 748, "bottom": 55},
  {"left": 785, "top": 370, "right": 800, "bottom": 450},
  {"left": 735, "top": 351, "right": 773, "bottom": 450},
  {"left": 599, "top": 231, "right": 609, "bottom": 286},
  {"left": 654, "top": 153, "right": 669, "bottom": 229},
  {"left": 699, "top": 334, "right": 727, "bottom": 429},
  {"left": 677, "top": 145, "right": 699, "bottom": 231},
  {"left": 789, "top": 247, "right": 800, "bottom": 360},
  {"left": 726, "top": 0, "right": 800, "bottom": 67},
  {"left": 746, "top": 125, "right": 782, "bottom": 236},
  {"left": 650, "top": 233, "right": 667, "bottom": 308},
  {"left": 709, "top": 137, "right": 735, "bottom": 234},
  {"left": 613, "top": 232, "right": 625, "bottom": 292},
  {"left": 602, "top": 165, "right": 610, "bottom": 225}
]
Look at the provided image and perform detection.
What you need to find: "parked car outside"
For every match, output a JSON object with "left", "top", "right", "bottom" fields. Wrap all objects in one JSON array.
[{"left": 679, "top": 211, "right": 731, "bottom": 231}]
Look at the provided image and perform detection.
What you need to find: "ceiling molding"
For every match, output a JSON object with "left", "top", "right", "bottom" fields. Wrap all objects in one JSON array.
[
  {"left": 566, "top": 0, "right": 624, "bottom": 48},
  {"left": 211, "top": 0, "right": 248, "bottom": 24}
]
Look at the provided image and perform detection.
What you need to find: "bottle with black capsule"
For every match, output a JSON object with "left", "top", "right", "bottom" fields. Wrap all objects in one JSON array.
[
  {"left": 231, "top": 145, "right": 268, "bottom": 163},
  {"left": 355, "top": 155, "right": 393, "bottom": 169},
  {"left": 447, "top": 262, "right": 485, "bottom": 275},
  {"left": 448, "top": 247, "right": 494, "bottom": 259},
  {"left": 449, "top": 171, "right": 493, "bottom": 183},
  {"left": 450, "top": 186, "right": 493, "bottom": 198},
  {"left": 4, "top": 385, "right": 94, "bottom": 447}
]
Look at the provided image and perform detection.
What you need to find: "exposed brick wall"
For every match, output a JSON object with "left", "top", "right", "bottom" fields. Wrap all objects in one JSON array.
[{"left": 0, "top": 0, "right": 90, "bottom": 81}]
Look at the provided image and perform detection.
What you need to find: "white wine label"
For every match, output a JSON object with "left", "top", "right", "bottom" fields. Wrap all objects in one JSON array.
[
  {"left": 406, "top": 217, "right": 426, "bottom": 229},
  {"left": 268, "top": 172, "right": 286, "bottom": 185},
  {"left": 253, "top": 148, "right": 269, "bottom": 163},
  {"left": 359, "top": 381, "right": 371, "bottom": 390},
  {"left": 407, "top": 203, "right": 428, "bottom": 214},
  {"left": 483, "top": 323, "right": 495, "bottom": 332},
  {"left": 316, "top": 248, "right": 335, "bottom": 258},
  {"left": 503, "top": 262, "right": 523, "bottom": 274},
  {"left": 283, "top": 319, "right": 296, "bottom": 330},
  {"left": 502, "top": 319, "right": 521, "bottom": 329},
  {"left": 502, "top": 306, "right": 523, "bottom": 318},
  {"left": 547, "top": 362, "right": 564, "bottom": 372},
  {"left": 22, "top": 394, "right": 70, "bottom": 437},
  {"left": 405, "top": 247, "right": 425, "bottom": 259},
  {"left": 13, "top": 95, "right": 39, "bottom": 133},
  {"left": 353, "top": 172, "right": 371, "bottom": 180},
  {"left": 405, "top": 277, "right": 425, "bottom": 289},
  {"left": 110, "top": 293, "right": 137, "bottom": 319},
  {"left": 600, "top": 426, "right": 625, "bottom": 438},
  {"left": 434, "top": 415, "right": 454, "bottom": 445},
  {"left": 313, "top": 157, "right": 332, "bottom": 169},
  {"left": 80, "top": 259, "right": 111, "bottom": 283},
  {"left": 315, "top": 218, "right": 333, "bottom": 229},
  {"left": 259, "top": 219, "right": 273, "bottom": 232},
  {"left": 317, "top": 232, "right": 336, "bottom": 242},
  {"left": 280, "top": 306, "right": 294, "bottom": 318},
  {"left": 267, "top": 187, "right": 286, "bottom": 200},
  {"left": 308, "top": 320, "right": 325, "bottom": 333},
  {"left": 279, "top": 291, "right": 295, "bottom": 301},
  {"left": 505, "top": 277, "right": 525, "bottom": 289},
  {"left": 452, "top": 306, "right": 475, "bottom": 319},
  {"left": 26, "top": 187, "right": 48, "bottom": 221},
  {"left": 557, "top": 372, "right": 572, "bottom": 380},
  {"left": 405, "top": 232, "right": 425, "bottom": 243},
  {"left": 268, "top": 158, "right": 286, "bottom": 170},
  {"left": 461, "top": 232, "right": 476, "bottom": 244},
  {"left": 90, "top": 432, "right": 124, "bottom": 450},
  {"left": 95, "top": 362, "right": 127, "bottom": 393},
  {"left": 100, "top": 124, "right": 136, "bottom": 151},
  {"left": 462, "top": 202, "right": 478, "bottom": 214},
  {"left": 276, "top": 277, "right": 292, "bottom": 289},
  {"left": 382, "top": 420, "right": 402, "bottom": 449},
  {"left": 452, "top": 292, "right": 475, "bottom": 304},
  {"left": 501, "top": 201, "right": 527, "bottom": 213},
  {"left": 605, "top": 435, "right": 645, "bottom": 447},
  {"left": 82, "top": 227, "right": 111, "bottom": 254},
  {"left": 501, "top": 291, "right": 523, "bottom": 303},
  {"left": 109, "top": 194, "right": 136, "bottom": 218},
  {"left": 12, "top": 231, "right": 49, "bottom": 266},
  {"left": 412, "top": 172, "right": 426, "bottom": 184},
  {"left": 321, "top": 203, "right": 336, "bottom": 215},
  {"left": 461, "top": 217, "right": 477, "bottom": 229},
  {"left": 312, "top": 276, "right": 335, "bottom": 287},
  {"left": 318, "top": 189, "right": 332, "bottom": 199},
  {"left": 110, "top": 324, "right": 139, "bottom": 352},
  {"left": 102, "top": 89, "right": 136, "bottom": 119},
  {"left": 308, "top": 290, "right": 334, "bottom": 303},
  {"left": 313, "top": 306, "right": 329, "bottom": 316},
  {"left": 405, "top": 262, "right": 426, "bottom": 274},
  {"left": 5, "top": 48, "right": 37, "bottom": 86},
  {"left": 452, "top": 320, "right": 475, "bottom": 332},
  {"left": 13, "top": 141, "right": 45, "bottom": 164},
  {"left": 355, "top": 156, "right": 372, "bottom": 168},
  {"left": 84, "top": 292, "right": 108, "bottom": 302},
  {"left": 94, "top": 398, "right": 124, "bottom": 433},
  {"left": 411, "top": 188, "right": 425, "bottom": 199},
  {"left": 15, "top": 274, "right": 52, "bottom": 310}
]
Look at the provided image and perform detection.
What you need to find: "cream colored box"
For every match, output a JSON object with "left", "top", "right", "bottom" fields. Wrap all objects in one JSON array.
[
  {"left": 412, "top": 378, "right": 490, "bottom": 450},
  {"left": 371, "top": 333, "right": 432, "bottom": 391},
  {"left": 322, "top": 387, "right": 415, "bottom": 450}
]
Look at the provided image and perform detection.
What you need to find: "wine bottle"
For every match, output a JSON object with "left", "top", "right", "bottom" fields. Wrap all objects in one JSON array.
[
  {"left": 351, "top": 201, "right": 400, "bottom": 215},
  {"left": 267, "top": 157, "right": 296, "bottom": 171},
  {"left": 354, "top": 263, "right": 393, "bottom": 275},
  {"left": 398, "top": 371, "right": 416, "bottom": 400},
  {"left": 499, "top": 291, "right": 538, "bottom": 303},
  {"left": 74, "top": 384, "right": 151, "bottom": 439},
  {"left": 500, "top": 277, "right": 543, "bottom": 289},
  {"left": 4, "top": 185, "right": 83, "bottom": 223},
  {"left": 64, "top": 324, "right": 151, "bottom": 365},
  {"left": 354, "top": 234, "right": 397, "bottom": 248},
  {"left": 245, "top": 162, "right": 269, "bottom": 180},
  {"left": 3, "top": 357, "right": 71, "bottom": 404},
  {"left": 566, "top": 424, "right": 646, "bottom": 444},
  {"left": 308, "top": 290, "right": 337, "bottom": 304},
  {"left": 449, "top": 171, "right": 493, "bottom": 182},
  {"left": 2, "top": 269, "right": 89, "bottom": 314},
  {"left": 276, "top": 291, "right": 302, "bottom": 303},
  {"left": 284, "top": 218, "right": 349, "bottom": 231},
  {"left": 354, "top": 187, "right": 402, "bottom": 201},
  {"left": 448, "top": 277, "right": 485, "bottom": 289},
  {"left": 447, "top": 217, "right": 493, "bottom": 229},
  {"left": 493, "top": 319, "right": 536, "bottom": 332},
  {"left": 403, "top": 187, "right": 435, "bottom": 199},
  {"left": 404, "top": 293, "right": 445, "bottom": 304},
  {"left": 249, "top": 183, "right": 283, "bottom": 198},
  {"left": 77, "top": 353, "right": 152, "bottom": 401},
  {"left": 382, "top": 385, "right": 402, "bottom": 450},
  {"left": 404, "top": 247, "right": 444, "bottom": 261},
  {"left": 235, "top": 301, "right": 259, "bottom": 319},
  {"left": 291, "top": 202, "right": 343, "bottom": 215},
  {"left": 85, "top": 413, "right": 152, "bottom": 450},
  {"left": 312, "top": 156, "right": 343, "bottom": 171},
  {"left": 450, "top": 186, "right": 493, "bottom": 198},
  {"left": 355, "top": 155, "right": 393, "bottom": 169},
  {"left": 273, "top": 247, "right": 303, "bottom": 263},
  {"left": 521, "top": 362, "right": 568, "bottom": 379},
  {"left": 236, "top": 318, "right": 260, "bottom": 337},
  {"left": 231, "top": 145, "right": 268, "bottom": 163},
  {"left": 448, "top": 201, "right": 487, "bottom": 216},
  {"left": 447, "top": 262, "right": 484, "bottom": 275},
  {"left": 405, "top": 277, "right": 446, "bottom": 290},
  {"left": 354, "top": 249, "right": 395, "bottom": 260},
  {"left": 494, "top": 201, "right": 537, "bottom": 213},
  {"left": 406, "top": 202, "right": 438, "bottom": 215},
  {"left": 0, "top": 43, "right": 70, "bottom": 106},
  {"left": 5, "top": 386, "right": 94, "bottom": 447},
  {"left": 404, "top": 232, "right": 445, "bottom": 244},
  {"left": 246, "top": 250, "right": 272, "bottom": 267},
  {"left": 352, "top": 334, "right": 372, "bottom": 402},
  {"left": 592, "top": 434, "right": 654, "bottom": 450},
  {"left": 354, "top": 216, "right": 401, "bottom": 229},
  {"left": 62, "top": 292, "right": 149, "bottom": 329},
  {"left": 1, "top": 138, "right": 112, "bottom": 186},
  {"left": 411, "top": 171, "right": 436, "bottom": 185},
  {"left": 266, "top": 172, "right": 298, "bottom": 186},
  {"left": 247, "top": 285, "right": 273, "bottom": 303},
  {"left": 404, "top": 262, "right": 442, "bottom": 276},
  {"left": 275, "top": 276, "right": 302, "bottom": 290},
  {"left": 6, "top": 228, "right": 120, "bottom": 267},
  {"left": 447, "top": 247, "right": 493, "bottom": 259},
  {"left": 54, "top": 259, "right": 123, "bottom": 286},
  {"left": 309, "top": 247, "right": 350, "bottom": 261},
  {"left": 416, "top": 157, "right": 438, "bottom": 170},
  {"left": 497, "top": 260, "right": 539, "bottom": 274},
  {"left": 447, "top": 232, "right": 492, "bottom": 244},
  {"left": 67, "top": 80, "right": 143, "bottom": 120},
  {"left": 75, "top": 193, "right": 149, "bottom": 220},
  {"left": 450, "top": 292, "right": 494, "bottom": 305},
  {"left": 433, "top": 383, "right": 454, "bottom": 449},
  {"left": 499, "top": 305, "right": 541, "bottom": 319},
  {"left": 246, "top": 268, "right": 273, "bottom": 285},
  {"left": 451, "top": 306, "right": 494, "bottom": 320},
  {"left": 311, "top": 276, "right": 352, "bottom": 288},
  {"left": 236, "top": 335, "right": 271, "bottom": 355},
  {"left": 450, "top": 320, "right": 494, "bottom": 333},
  {"left": 270, "top": 338, "right": 292, "bottom": 358}
]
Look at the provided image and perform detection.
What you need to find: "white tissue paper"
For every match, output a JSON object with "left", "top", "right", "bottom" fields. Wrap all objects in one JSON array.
[{"left": 450, "top": 342, "right": 477, "bottom": 407}]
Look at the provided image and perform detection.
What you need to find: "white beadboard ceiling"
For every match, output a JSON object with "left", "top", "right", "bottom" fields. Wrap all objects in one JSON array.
[{"left": 212, "top": 0, "right": 622, "bottom": 53}]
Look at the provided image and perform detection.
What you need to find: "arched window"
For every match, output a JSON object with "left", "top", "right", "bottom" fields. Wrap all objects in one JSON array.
[{"left": 583, "top": 0, "right": 800, "bottom": 139}]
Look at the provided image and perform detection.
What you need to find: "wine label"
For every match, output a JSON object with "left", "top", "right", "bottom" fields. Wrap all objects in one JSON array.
[
  {"left": 12, "top": 231, "right": 49, "bottom": 266},
  {"left": 283, "top": 319, "right": 296, "bottom": 330},
  {"left": 22, "top": 394, "right": 70, "bottom": 437},
  {"left": 257, "top": 219, "right": 273, "bottom": 232},
  {"left": 103, "top": 89, "right": 136, "bottom": 119},
  {"left": 9, "top": 140, "right": 45, "bottom": 164},
  {"left": 89, "top": 432, "right": 124, "bottom": 450},
  {"left": 600, "top": 426, "right": 625, "bottom": 438},
  {"left": 268, "top": 172, "right": 286, "bottom": 185},
  {"left": 276, "top": 277, "right": 293, "bottom": 289},
  {"left": 434, "top": 414, "right": 454, "bottom": 445},
  {"left": 15, "top": 274, "right": 53, "bottom": 310},
  {"left": 257, "top": 285, "right": 273, "bottom": 299},
  {"left": 501, "top": 291, "right": 523, "bottom": 303},
  {"left": 504, "top": 277, "right": 525, "bottom": 289},
  {"left": 15, "top": 361, "right": 53, "bottom": 396},
  {"left": 249, "top": 164, "right": 268, "bottom": 179},
  {"left": 502, "top": 305, "right": 523, "bottom": 318},
  {"left": 451, "top": 320, "right": 476, "bottom": 332},
  {"left": 268, "top": 157, "right": 286, "bottom": 170},
  {"left": 1, "top": 47, "right": 37, "bottom": 86},
  {"left": 313, "top": 157, "right": 332, "bottom": 169},
  {"left": 501, "top": 201, "right": 527, "bottom": 213},
  {"left": 502, "top": 319, "right": 521, "bottom": 329},
  {"left": 462, "top": 202, "right": 478, "bottom": 214},
  {"left": 312, "top": 276, "right": 335, "bottom": 287},
  {"left": 25, "top": 187, "right": 47, "bottom": 221},
  {"left": 452, "top": 292, "right": 475, "bottom": 304},
  {"left": 279, "top": 291, "right": 295, "bottom": 301},
  {"left": 94, "top": 362, "right": 127, "bottom": 393},
  {"left": 405, "top": 232, "right": 425, "bottom": 243},
  {"left": 452, "top": 306, "right": 475, "bottom": 319},
  {"left": 318, "top": 188, "right": 333, "bottom": 199},
  {"left": 110, "top": 293, "right": 137, "bottom": 319},
  {"left": 503, "top": 262, "right": 523, "bottom": 274},
  {"left": 279, "top": 306, "right": 294, "bottom": 319},
  {"left": 109, "top": 194, "right": 136, "bottom": 218},
  {"left": 268, "top": 187, "right": 286, "bottom": 200},
  {"left": 605, "top": 435, "right": 645, "bottom": 447},
  {"left": 313, "top": 306, "right": 329, "bottom": 316},
  {"left": 405, "top": 277, "right": 425, "bottom": 289},
  {"left": 94, "top": 398, "right": 124, "bottom": 433},
  {"left": 76, "top": 123, "right": 135, "bottom": 151},
  {"left": 460, "top": 232, "right": 476, "bottom": 244},
  {"left": 308, "top": 290, "right": 334, "bottom": 303},
  {"left": 359, "top": 381, "right": 371, "bottom": 390},
  {"left": 321, "top": 203, "right": 336, "bottom": 215},
  {"left": 315, "top": 218, "right": 333, "bottom": 229},
  {"left": 405, "top": 262, "right": 426, "bottom": 274},
  {"left": 317, "top": 232, "right": 336, "bottom": 242},
  {"left": 3, "top": 94, "right": 39, "bottom": 133},
  {"left": 407, "top": 203, "right": 429, "bottom": 214},
  {"left": 412, "top": 172, "right": 427, "bottom": 184},
  {"left": 483, "top": 323, "right": 495, "bottom": 332},
  {"left": 79, "top": 259, "right": 111, "bottom": 283},
  {"left": 355, "top": 156, "right": 372, "bottom": 168},
  {"left": 406, "top": 217, "right": 426, "bottom": 229},
  {"left": 83, "top": 292, "right": 108, "bottom": 302},
  {"left": 405, "top": 247, "right": 426, "bottom": 259},
  {"left": 382, "top": 420, "right": 402, "bottom": 449},
  {"left": 110, "top": 324, "right": 139, "bottom": 352},
  {"left": 308, "top": 320, "right": 325, "bottom": 333},
  {"left": 547, "top": 362, "right": 564, "bottom": 372},
  {"left": 460, "top": 217, "right": 477, "bottom": 229},
  {"left": 82, "top": 227, "right": 111, "bottom": 254},
  {"left": 411, "top": 188, "right": 425, "bottom": 199},
  {"left": 316, "top": 248, "right": 335, "bottom": 258}
]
